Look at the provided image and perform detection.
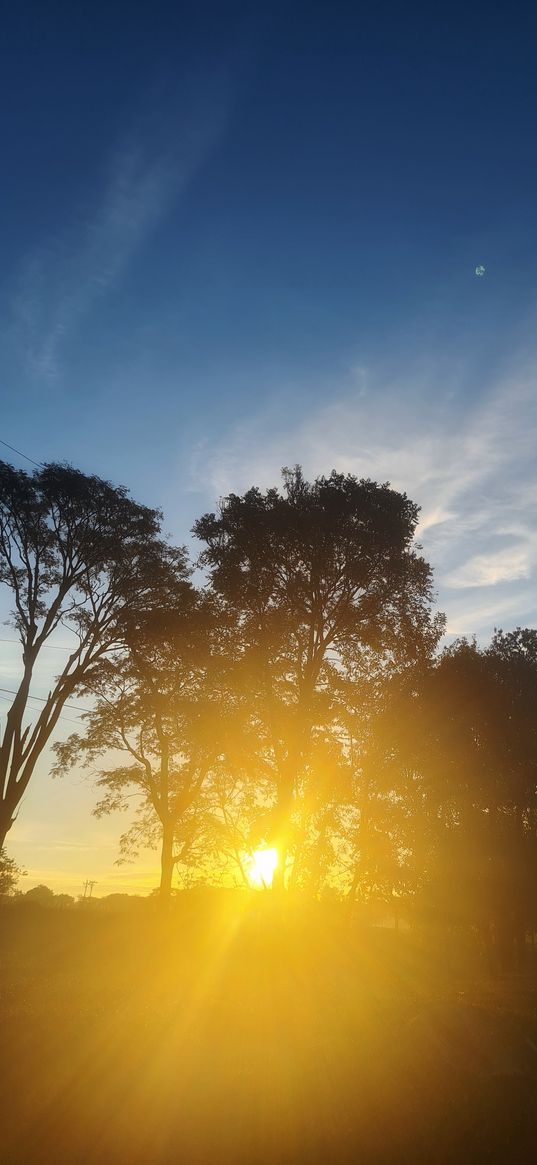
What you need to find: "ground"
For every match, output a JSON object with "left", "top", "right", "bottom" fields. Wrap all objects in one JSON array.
[{"left": 1, "top": 895, "right": 536, "bottom": 1164}]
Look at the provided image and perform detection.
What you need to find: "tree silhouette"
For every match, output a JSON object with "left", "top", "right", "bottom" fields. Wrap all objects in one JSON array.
[
  {"left": 0, "top": 460, "right": 183, "bottom": 847},
  {"left": 54, "top": 594, "right": 225, "bottom": 901},
  {"left": 24, "top": 884, "right": 55, "bottom": 906},
  {"left": 194, "top": 467, "right": 444, "bottom": 887},
  {"left": 374, "top": 632, "right": 537, "bottom": 964},
  {"left": 0, "top": 847, "right": 22, "bottom": 896}
]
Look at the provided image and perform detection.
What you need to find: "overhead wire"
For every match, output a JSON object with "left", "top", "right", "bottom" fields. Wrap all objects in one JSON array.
[
  {"left": 0, "top": 638, "right": 72, "bottom": 651},
  {"left": 0, "top": 437, "right": 43, "bottom": 468},
  {"left": 0, "top": 693, "right": 83, "bottom": 727},
  {"left": 0, "top": 686, "right": 92, "bottom": 714}
]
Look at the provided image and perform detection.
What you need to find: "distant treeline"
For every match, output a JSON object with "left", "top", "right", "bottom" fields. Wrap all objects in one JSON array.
[{"left": 1, "top": 460, "right": 536, "bottom": 965}]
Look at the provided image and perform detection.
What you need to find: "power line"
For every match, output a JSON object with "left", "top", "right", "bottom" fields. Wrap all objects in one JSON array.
[
  {"left": 0, "top": 686, "right": 92, "bottom": 714},
  {"left": 0, "top": 693, "right": 82, "bottom": 727},
  {"left": 0, "top": 638, "right": 72, "bottom": 651},
  {"left": 0, "top": 438, "right": 43, "bottom": 468}
]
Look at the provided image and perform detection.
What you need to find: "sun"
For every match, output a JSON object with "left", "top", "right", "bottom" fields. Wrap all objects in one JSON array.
[{"left": 246, "top": 847, "right": 278, "bottom": 888}]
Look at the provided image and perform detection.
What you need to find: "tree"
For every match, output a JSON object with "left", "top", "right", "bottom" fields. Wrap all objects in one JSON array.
[
  {"left": 54, "top": 596, "right": 227, "bottom": 901},
  {"left": 191, "top": 763, "right": 277, "bottom": 888},
  {"left": 0, "top": 460, "right": 184, "bottom": 847},
  {"left": 0, "top": 847, "right": 22, "bottom": 896},
  {"left": 477, "top": 629, "right": 537, "bottom": 963},
  {"left": 24, "top": 884, "right": 55, "bottom": 906},
  {"left": 54, "top": 893, "right": 75, "bottom": 908},
  {"left": 375, "top": 631, "right": 537, "bottom": 965},
  {"left": 320, "top": 645, "right": 435, "bottom": 912},
  {"left": 194, "top": 467, "right": 444, "bottom": 887}
]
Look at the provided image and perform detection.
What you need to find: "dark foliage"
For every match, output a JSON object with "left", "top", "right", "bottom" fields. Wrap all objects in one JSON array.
[{"left": 0, "top": 460, "right": 185, "bottom": 847}]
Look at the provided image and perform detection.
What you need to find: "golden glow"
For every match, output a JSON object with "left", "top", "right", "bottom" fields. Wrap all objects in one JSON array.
[{"left": 246, "top": 847, "right": 278, "bottom": 888}]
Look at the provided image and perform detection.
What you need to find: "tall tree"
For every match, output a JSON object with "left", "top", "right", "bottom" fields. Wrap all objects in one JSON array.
[
  {"left": 53, "top": 595, "right": 224, "bottom": 900},
  {"left": 376, "top": 632, "right": 537, "bottom": 964},
  {"left": 194, "top": 467, "right": 444, "bottom": 886},
  {"left": 0, "top": 460, "right": 183, "bottom": 847}
]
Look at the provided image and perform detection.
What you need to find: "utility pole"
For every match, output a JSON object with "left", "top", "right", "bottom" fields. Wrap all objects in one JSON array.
[{"left": 82, "top": 879, "right": 97, "bottom": 900}]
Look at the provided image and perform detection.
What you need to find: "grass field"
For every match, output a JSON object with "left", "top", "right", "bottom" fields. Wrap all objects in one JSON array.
[{"left": 1, "top": 896, "right": 536, "bottom": 1164}]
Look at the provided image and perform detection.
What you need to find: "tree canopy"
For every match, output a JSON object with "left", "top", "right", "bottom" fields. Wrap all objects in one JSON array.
[
  {"left": 3, "top": 455, "right": 536, "bottom": 948},
  {"left": 194, "top": 467, "right": 444, "bottom": 886},
  {"left": 0, "top": 460, "right": 186, "bottom": 847},
  {"left": 54, "top": 595, "right": 227, "bottom": 900}
]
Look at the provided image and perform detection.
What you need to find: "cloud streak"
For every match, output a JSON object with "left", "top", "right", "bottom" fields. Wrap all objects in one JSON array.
[
  {"left": 445, "top": 548, "right": 531, "bottom": 588},
  {"left": 189, "top": 355, "right": 537, "bottom": 640},
  {"left": 11, "top": 86, "right": 228, "bottom": 380}
]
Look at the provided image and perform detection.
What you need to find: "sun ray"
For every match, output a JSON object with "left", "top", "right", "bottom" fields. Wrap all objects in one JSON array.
[{"left": 246, "top": 847, "right": 278, "bottom": 888}]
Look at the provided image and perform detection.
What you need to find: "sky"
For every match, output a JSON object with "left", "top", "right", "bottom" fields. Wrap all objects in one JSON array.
[{"left": 2, "top": 0, "right": 537, "bottom": 893}]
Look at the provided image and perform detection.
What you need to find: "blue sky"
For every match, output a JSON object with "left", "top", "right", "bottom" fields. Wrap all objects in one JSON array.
[{"left": 2, "top": 0, "right": 537, "bottom": 889}]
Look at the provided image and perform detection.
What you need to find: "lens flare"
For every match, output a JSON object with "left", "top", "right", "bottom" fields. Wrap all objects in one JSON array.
[{"left": 247, "top": 847, "right": 278, "bottom": 888}]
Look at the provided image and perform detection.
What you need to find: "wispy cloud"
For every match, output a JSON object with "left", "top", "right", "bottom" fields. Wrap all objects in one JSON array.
[
  {"left": 189, "top": 355, "right": 537, "bottom": 640},
  {"left": 11, "top": 87, "right": 229, "bottom": 380},
  {"left": 445, "top": 548, "right": 531, "bottom": 588}
]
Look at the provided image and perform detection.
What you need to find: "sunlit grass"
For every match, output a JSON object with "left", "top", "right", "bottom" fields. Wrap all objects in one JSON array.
[{"left": 2, "top": 896, "right": 536, "bottom": 1164}]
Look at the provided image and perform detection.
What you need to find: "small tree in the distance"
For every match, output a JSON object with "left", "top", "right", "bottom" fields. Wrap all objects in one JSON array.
[{"left": 0, "top": 848, "right": 23, "bottom": 896}]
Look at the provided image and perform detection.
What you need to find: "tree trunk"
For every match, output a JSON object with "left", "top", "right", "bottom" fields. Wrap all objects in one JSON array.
[
  {"left": 159, "top": 819, "right": 175, "bottom": 903},
  {"left": 271, "top": 781, "right": 294, "bottom": 891},
  {"left": 345, "top": 864, "right": 361, "bottom": 923},
  {"left": 307, "top": 812, "right": 329, "bottom": 897},
  {"left": 0, "top": 801, "right": 16, "bottom": 850},
  {"left": 272, "top": 845, "right": 288, "bottom": 892}
]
